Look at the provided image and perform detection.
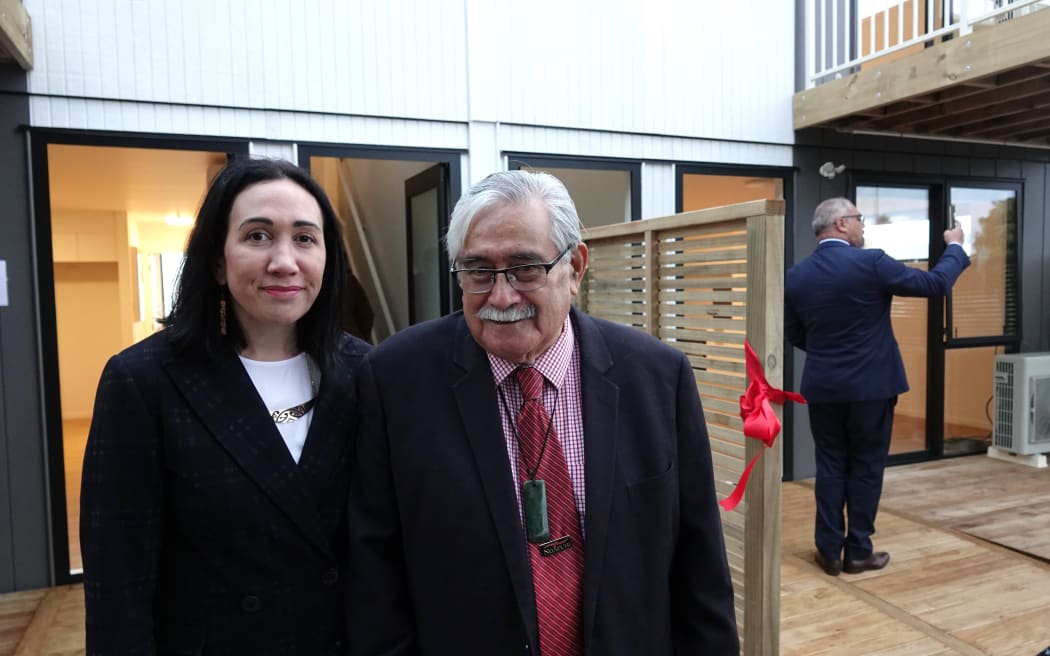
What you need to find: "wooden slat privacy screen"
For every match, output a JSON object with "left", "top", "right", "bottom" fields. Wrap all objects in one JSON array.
[{"left": 578, "top": 199, "right": 786, "bottom": 656}]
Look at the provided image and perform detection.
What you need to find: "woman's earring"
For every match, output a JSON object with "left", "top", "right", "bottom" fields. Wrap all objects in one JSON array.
[{"left": 219, "top": 295, "right": 227, "bottom": 336}]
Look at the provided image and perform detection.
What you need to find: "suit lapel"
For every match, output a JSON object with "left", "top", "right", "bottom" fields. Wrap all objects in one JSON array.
[
  {"left": 298, "top": 345, "right": 356, "bottom": 502},
  {"left": 164, "top": 348, "right": 332, "bottom": 556},
  {"left": 450, "top": 318, "right": 540, "bottom": 650},
  {"left": 572, "top": 309, "right": 620, "bottom": 647}
]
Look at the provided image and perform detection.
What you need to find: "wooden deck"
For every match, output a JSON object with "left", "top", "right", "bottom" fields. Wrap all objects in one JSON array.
[
  {"left": 782, "top": 456, "right": 1050, "bottom": 656},
  {"left": 4, "top": 454, "right": 1050, "bottom": 655}
]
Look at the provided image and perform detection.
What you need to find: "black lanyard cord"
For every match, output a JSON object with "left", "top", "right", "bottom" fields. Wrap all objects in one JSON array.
[{"left": 496, "top": 373, "right": 560, "bottom": 480}]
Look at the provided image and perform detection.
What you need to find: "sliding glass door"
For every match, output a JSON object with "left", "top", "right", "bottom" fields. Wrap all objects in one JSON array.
[
  {"left": 943, "top": 185, "right": 1018, "bottom": 455},
  {"left": 855, "top": 185, "right": 936, "bottom": 457},
  {"left": 854, "top": 179, "right": 1019, "bottom": 461}
]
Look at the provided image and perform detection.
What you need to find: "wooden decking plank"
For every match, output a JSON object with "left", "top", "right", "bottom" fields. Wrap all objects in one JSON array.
[
  {"left": 783, "top": 454, "right": 1050, "bottom": 656},
  {"left": 0, "top": 590, "right": 45, "bottom": 656},
  {"left": 13, "top": 585, "right": 82, "bottom": 656},
  {"left": 953, "top": 606, "right": 1050, "bottom": 656},
  {"left": 780, "top": 556, "right": 965, "bottom": 656},
  {"left": 13, "top": 586, "right": 65, "bottom": 656}
]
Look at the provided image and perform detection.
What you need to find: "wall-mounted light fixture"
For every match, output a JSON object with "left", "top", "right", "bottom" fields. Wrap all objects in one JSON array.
[{"left": 818, "top": 161, "right": 846, "bottom": 179}]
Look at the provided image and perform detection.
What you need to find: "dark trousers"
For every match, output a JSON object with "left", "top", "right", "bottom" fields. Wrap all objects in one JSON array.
[{"left": 809, "top": 397, "right": 896, "bottom": 562}]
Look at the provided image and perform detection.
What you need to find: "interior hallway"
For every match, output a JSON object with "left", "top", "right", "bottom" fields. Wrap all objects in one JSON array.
[{"left": 62, "top": 419, "right": 89, "bottom": 574}]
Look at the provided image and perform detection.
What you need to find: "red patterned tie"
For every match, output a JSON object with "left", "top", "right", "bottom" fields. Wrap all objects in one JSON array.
[{"left": 515, "top": 366, "right": 584, "bottom": 656}]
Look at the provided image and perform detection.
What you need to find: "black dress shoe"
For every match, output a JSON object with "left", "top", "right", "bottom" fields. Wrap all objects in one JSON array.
[
  {"left": 843, "top": 551, "right": 890, "bottom": 574},
  {"left": 814, "top": 551, "right": 841, "bottom": 576}
]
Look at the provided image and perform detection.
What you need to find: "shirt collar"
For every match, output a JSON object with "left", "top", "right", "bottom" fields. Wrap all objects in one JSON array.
[
  {"left": 488, "top": 314, "right": 574, "bottom": 389},
  {"left": 818, "top": 238, "right": 850, "bottom": 246}
]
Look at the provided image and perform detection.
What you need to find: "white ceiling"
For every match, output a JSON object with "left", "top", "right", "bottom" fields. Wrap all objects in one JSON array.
[{"left": 47, "top": 144, "right": 229, "bottom": 224}]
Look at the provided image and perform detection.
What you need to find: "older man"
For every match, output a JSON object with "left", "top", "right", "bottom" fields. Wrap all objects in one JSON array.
[
  {"left": 347, "top": 170, "right": 738, "bottom": 655},
  {"left": 786, "top": 197, "right": 969, "bottom": 578}
]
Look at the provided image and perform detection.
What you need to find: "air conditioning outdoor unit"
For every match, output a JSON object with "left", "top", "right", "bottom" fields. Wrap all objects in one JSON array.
[{"left": 992, "top": 352, "right": 1050, "bottom": 456}]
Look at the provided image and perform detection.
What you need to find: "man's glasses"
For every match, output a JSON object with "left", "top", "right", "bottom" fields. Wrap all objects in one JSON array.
[
  {"left": 451, "top": 247, "right": 571, "bottom": 294},
  {"left": 841, "top": 213, "right": 865, "bottom": 224}
]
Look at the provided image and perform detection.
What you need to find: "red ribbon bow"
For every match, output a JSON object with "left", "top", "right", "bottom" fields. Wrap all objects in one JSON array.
[{"left": 719, "top": 340, "right": 806, "bottom": 512}]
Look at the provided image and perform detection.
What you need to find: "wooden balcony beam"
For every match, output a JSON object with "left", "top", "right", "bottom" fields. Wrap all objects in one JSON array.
[
  {"left": 984, "top": 119, "right": 1050, "bottom": 141},
  {"left": 924, "top": 89, "right": 1050, "bottom": 133},
  {"left": 853, "top": 65, "right": 1050, "bottom": 128},
  {"left": 995, "top": 130, "right": 1049, "bottom": 144},
  {"left": 965, "top": 111, "right": 1050, "bottom": 138},
  {"left": 844, "top": 68, "right": 1050, "bottom": 131},
  {"left": 901, "top": 77, "right": 1050, "bottom": 129},
  {"left": 0, "top": 0, "right": 32, "bottom": 70},
  {"left": 794, "top": 7, "right": 1050, "bottom": 130}
]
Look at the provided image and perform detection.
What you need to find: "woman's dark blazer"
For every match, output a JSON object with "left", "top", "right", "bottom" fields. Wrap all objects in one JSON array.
[{"left": 80, "top": 330, "right": 370, "bottom": 655}]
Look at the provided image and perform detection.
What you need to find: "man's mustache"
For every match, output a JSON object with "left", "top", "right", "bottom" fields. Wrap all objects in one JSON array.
[{"left": 476, "top": 305, "right": 537, "bottom": 323}]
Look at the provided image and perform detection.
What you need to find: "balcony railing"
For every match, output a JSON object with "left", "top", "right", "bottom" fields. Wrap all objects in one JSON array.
[{"left": 805, "top": 0, "right": 1050, "bottom": 88}]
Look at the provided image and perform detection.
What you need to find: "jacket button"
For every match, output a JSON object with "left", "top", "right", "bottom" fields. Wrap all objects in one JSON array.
[
  {"left": 321, "top": 568, "right": 340, "bottom": 585},
  {"left": 241, "top": 595, "right": 262, "bottom": 613}
]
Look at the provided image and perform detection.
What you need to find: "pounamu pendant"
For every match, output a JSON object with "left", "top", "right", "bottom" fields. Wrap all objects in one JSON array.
[{"left": 522, "top": 479, "right": 550, "bottom": 544}]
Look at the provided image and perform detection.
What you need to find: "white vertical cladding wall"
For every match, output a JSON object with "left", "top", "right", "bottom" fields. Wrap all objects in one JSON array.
[
  {"left": 28, "top": 0, "right": 469, "bottom": 120},
  {"left": 458, "top": 0, "right": 795, "bottom": 210},
  {"left": 26, "top": 0, "right": 793, "bottom": 183},
  {"left": 641, "top": 162, "right": 676, "bottom": 219},
  {"left": 250, "top": 142, "right": 297, "bottom": 162},
  {"left": 26, "top": 0, "right": 472, "bottom": 147},
  {"left": 468, "top": 0, "right": 796, "bottom": 145}
]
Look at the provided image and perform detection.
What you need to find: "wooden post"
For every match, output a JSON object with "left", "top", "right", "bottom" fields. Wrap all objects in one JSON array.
[{"left": 742, "top": 211, "right": 785, "bottom": 656}]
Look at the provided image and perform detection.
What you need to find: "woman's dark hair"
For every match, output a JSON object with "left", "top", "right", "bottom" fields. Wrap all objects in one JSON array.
[{"left": 163, "top": 156, "right": 348, "bottom": 367}]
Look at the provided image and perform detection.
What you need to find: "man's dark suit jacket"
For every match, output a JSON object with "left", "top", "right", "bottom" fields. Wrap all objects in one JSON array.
[
  {"left": 81, "top": 330, "right": 370, "bottom": 655},
  {"left": 785, "top": 240, "right": 970, "bottom": 402},
  {"left": 348, "top": 307, "right": 739, "bottom": 656}
]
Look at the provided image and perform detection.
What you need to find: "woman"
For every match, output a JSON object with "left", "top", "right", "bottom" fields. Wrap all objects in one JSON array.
[{"left": 81, "top": 157, "right": 370, "bottom": 655}]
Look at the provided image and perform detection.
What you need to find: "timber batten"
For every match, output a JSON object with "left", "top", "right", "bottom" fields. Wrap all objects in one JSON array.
[{"left": 580, "top": 199, "right": 785, "bottom": 655}]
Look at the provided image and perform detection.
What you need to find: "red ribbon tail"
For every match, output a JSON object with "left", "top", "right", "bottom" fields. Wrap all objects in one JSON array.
[
  {"left": 719, "top": 450, "right": 764, "bottom": 512},
  {"left": 722, "top": 339, "right": 806, "bottom": 511}
]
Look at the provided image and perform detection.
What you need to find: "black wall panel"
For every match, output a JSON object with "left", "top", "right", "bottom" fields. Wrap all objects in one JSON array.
[
  {"left": 787, "top": 128, "right": 1050, "bottom": 480},
  {"left": 0, "top": 64, "right": 49, "bottom": 592}
]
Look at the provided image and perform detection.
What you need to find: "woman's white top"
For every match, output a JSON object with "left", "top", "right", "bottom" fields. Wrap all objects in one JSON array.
[{"left": 239, "top": 352, "right": 315, "bottom": 463}]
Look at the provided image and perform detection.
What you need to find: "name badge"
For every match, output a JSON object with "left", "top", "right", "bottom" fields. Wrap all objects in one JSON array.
[{"left": 538, "top": 536, "right": 573, "bottom": 557}]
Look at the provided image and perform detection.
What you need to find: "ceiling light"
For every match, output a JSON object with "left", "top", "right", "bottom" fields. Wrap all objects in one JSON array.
[{"left": 164, "top": 214, "right": 194, "bottom": 227}]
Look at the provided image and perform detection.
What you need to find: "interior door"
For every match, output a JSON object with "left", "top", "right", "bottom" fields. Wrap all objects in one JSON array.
[{"left": 405, "top": 164, "right": 452, "bottom": 323}]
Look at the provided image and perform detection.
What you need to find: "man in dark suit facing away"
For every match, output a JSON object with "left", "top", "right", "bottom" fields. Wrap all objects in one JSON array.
[
  {"left": 348, "top": 170, "right": 739, "bottom": 655},
  {"left": 785, "top": 197, "right": 969, "bottom": 577}
]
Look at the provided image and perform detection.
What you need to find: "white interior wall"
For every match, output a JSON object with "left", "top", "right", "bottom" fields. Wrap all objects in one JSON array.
[
  {"left": 340, "top": 159, "right": 434, "bottom": 332},
  {"left": 535, "top": 167, "right": 632, "bottom": 228}
]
